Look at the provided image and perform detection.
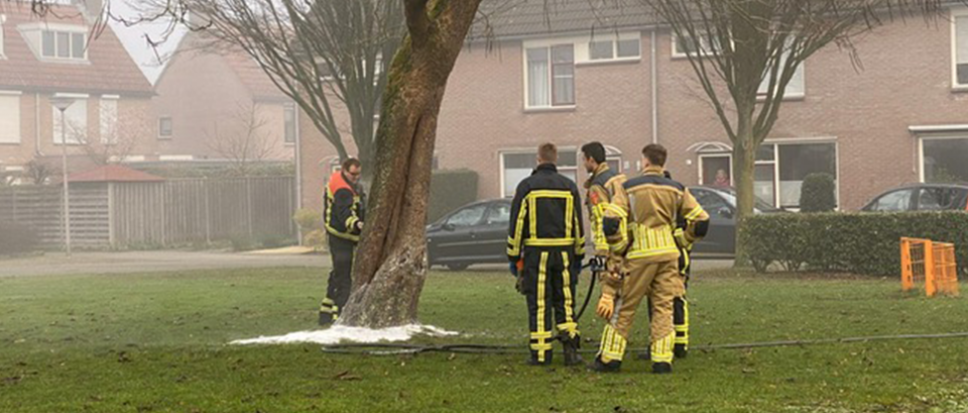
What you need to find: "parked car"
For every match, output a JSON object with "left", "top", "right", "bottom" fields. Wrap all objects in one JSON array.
[
  {"left": 426, "top": 199, "right": 511, "bottom": 270},
  {"left": 861, "top": 184, "right": 968, "bottom": 212},
  {"left": 427, "top": 187, "right": 776, "bottom": 269},
  {"left": 688, "top": 186, "right": 780, "bottom": 257}
]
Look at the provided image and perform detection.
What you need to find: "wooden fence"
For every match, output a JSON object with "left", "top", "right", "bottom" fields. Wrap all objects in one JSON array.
[{"left": 0, "top": 176, "right": 296, "bottom": 249}]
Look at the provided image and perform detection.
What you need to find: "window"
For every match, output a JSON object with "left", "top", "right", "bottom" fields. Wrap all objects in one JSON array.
[
  {"left": 589, "top": 38, "right": 641, "bottom": 62},
  {"left": 754, "top": 141, "right": 838, "bottom": 209},
  {"left": 758, "top": 52, "right": 805, "bottom": 98},
  {"left": 526, "top": 45, "right": 575, "bottom": 108},
  {"left": 872, "top": 189, "right": 914, "bottom": 212},
  {"left": 953, "top": 13, "right": 968, "bottom": 87},
  {"left": 916, "top": 187, "right": 961, "bottom": 211},
  {"left": 501, "top": 150, "right": 579, "bottom": 197},
  {"left": 41, "top": 30, "right": 85, "bottom": 60},
  {"left": 692, "top": 189, "right": 731, "bottom": 219},
  {"left": 673, "top": 32, "right": 721, "bottom": 57},
  {"left": 99, "top": 97, "right": 118, "bottom": 144},
  {"left": 484, "top": 203, "right": 511, "bottom": 226},
  {"left": 52, "top": 99, "right": 87, "bottom": 145},
  {"left": 284, "top": 104, "right": 296, "bottom": 143},
  {"left": 0, "top": 93, "right": 21, "bottom": 144},
  {"left": 922, "top": 137, "right": 968, "bottom": 183},
  {"left": 699, "top": 155, "right": 732, "bottom": 187},
  {"left": 446, "top": 204, "right": 488, "bottom": 228},
  {"left": 158, "top": 117, "right": 173, "bottom": 138}
]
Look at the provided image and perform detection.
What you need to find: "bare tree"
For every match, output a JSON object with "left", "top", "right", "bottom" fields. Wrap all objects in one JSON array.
[
  {"left": 639, "top": 0, "right": 959, "bottom": 260},
  {"left": 135, "top": 0, "right": 405, "bottom": 183},
  {"left": 205, "top": 103, "right": 278, "bottom": 177},
  {"left": 74, "top": 115, "right": 142, "bottom": 167}
]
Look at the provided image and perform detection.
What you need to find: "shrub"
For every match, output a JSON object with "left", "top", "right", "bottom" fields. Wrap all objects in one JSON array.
[
  {"left": 799, "top": 173, "right": 837, "bottom": 212},
  {"left": 0, "top": 221, "right": 40, "bottom": 255},
  {"left": 293, "top": 209, "right": 323, "bottom": 232},
  {"left": 740, "top": 212, "right": 968, "bottom": 276},
  {"left": 428, "top": 169, "right": 479, "bottom": 223},
  {"left": 303, "top": 229, "right": 328, "bottom": 252}
]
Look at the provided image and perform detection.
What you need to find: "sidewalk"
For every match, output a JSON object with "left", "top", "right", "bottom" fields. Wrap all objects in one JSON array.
[{"left": 0, "top": 250, "right": 330, "bottom": 278}]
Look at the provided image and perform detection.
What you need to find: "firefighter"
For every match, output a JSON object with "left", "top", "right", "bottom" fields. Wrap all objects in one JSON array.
[
  {"left": 319, "top": 158, "right": 366, "bottom": 326},
  {"left": 664, "top": 170, "right": 693, "bottom": 359},
  {"left": 580, "top": 142, "right": 628, "bottom": 316},
  {"left": 591, "top": 144, "right": 709, "bottom": 374},
  {"left": 508, "top": 143, "right": 586, "bottom": 366}
]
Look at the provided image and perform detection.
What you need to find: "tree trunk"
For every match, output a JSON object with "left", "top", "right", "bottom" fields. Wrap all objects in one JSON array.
[
  {"left": 338, "top": 0, "right": 482, "bottom": 329},
  {"left": 732, "top": 128, "right": 758, "bottom": 268}
]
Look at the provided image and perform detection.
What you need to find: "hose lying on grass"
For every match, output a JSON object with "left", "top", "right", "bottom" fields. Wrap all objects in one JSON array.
[{"left": 319, "top": 332, "right": 968, "bottom": 356}]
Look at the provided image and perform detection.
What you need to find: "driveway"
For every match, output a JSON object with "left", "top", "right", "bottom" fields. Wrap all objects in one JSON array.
[{"left": 0, "top": 250, "right": 330, "bottom": 278}]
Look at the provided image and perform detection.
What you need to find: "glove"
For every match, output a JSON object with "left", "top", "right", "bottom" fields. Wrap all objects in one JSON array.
[
  {"left": 515, "top": 275, "right": 525, "bottom": 295},
  {"left": 355, "top": 221, "right": 364, "bottom": 232},
  {"left": 590, "top": 256, "right": 607, "bottom": 273},
  {"left": 596, "top": 292, "right": 615, "bottom": 320}
]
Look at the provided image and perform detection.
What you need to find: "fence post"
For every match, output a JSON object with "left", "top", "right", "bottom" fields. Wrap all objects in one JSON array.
[
  {"left": 924, "top": 239, "right": 936, "bottom": 297},
  {"left": 205, "top": 181, "right": 212, "bottom": 245},
  {"left": 246, "top": 177, "right": 253, "bottom": 239},
  {"left": 287, "top": 178, "right": 295, "bottom": 239},
  {"left": 900, "top": 238, "right": 913, "bottom": 292},
  {"left": 108, "top": 182, "right": 115, "bottom": 249}
]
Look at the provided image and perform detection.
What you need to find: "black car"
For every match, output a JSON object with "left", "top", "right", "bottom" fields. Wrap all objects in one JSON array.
[
  {"left": 427, "top": 188, "right": 775, "bottom": 268},
  {"left": 861, "top": 184, "right": 968, "bottom": 212},
  {"left": 688, "top": 186, "right": 780, "bottom": 257},
  {"left": 426, "top": 199, "right": 512, "bottom": 270}
]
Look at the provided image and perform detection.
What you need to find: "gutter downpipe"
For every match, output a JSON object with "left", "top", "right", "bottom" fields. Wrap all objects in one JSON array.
[{"left": 651, "top": 29, "right": 659, "bottom": 145}]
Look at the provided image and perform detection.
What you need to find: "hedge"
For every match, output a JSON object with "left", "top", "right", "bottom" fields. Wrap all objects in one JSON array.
[
  {"left": 740, "top": 212, "right": 968, "bottom": 276},
  {"left": 428, "top": 169, "right": 479, "bottom": 223},
  {"left": 0, "top": 221, "right": 39, "bottom": 256},
  {"left": 799, "top": 173, "right": 837, "bottom": 213}
]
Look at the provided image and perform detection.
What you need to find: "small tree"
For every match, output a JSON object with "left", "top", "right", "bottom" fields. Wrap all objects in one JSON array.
[
  {"left": 799, "top": 173, "right": 837, "bottom": 213},
  {"left": 205, "top": 103, "right": 279, "bottom": 177}
]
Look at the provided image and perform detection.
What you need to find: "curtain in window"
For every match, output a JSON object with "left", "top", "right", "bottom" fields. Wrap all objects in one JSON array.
[{"left": 527, "top": 48, "right": 550, "bottom": 107}]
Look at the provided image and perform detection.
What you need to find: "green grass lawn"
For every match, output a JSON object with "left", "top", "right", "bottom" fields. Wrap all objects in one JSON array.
[{"left": 1, "top": 266, "right": 967, "bottom": 412}]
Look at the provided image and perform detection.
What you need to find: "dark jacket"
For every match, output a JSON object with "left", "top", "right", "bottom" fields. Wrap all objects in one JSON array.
[
  {"left": 324, "top": 171, "right": 366, "bottom": 243},
  {"left": 507, "top": 163, "right": 586, "bottom": 262}
]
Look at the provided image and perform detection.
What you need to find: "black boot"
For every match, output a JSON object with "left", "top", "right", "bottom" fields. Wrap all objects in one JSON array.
[
  {"left": 674, "top": 344, "right": 688, "bottom": 359},
  {"left": 588, "top": 356, "right": 622, "bottom": 373},
  {"left": 562, "top": 335, "right": 584, "bottom": 367},
  {"left": 318, "top": 311, "right": 334, "bottom": 326},
  {"left": 652, "top": 362, "right": 672, "bottom": 374}
]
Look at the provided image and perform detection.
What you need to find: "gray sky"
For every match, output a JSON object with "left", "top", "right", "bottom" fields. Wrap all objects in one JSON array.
[{"left": 107, "top": 0, "right": 185, "bottom": 84}]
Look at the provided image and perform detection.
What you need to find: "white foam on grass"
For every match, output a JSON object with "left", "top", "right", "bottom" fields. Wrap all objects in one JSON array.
[{"left": 230, "top": 324, "right": 458, "bottom": 346}]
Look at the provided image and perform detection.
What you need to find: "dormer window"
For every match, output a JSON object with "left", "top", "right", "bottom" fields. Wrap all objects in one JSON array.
[{"left": 42, "top": 30, "right": 85, "bottom": 60}]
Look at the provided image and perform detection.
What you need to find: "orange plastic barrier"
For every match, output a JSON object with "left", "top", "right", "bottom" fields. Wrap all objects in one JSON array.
[{"left": 901, "top": 238, "right": 959, "bottom": 297}]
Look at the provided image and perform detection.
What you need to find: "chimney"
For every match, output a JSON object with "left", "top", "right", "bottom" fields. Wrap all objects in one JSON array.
[{"left": 73, "top": 0, "right": 104, "bottom": 23}]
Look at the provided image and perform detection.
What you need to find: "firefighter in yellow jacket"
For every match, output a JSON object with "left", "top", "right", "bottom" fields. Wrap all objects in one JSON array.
[
  {"left": 591, "top": 144, "right": 709, "bottom": 374},
  {"left": 319, "top": 158, "right": 366, "bottom": 325},
  {"left": 580, "top": 142, "right": 628, "bottom": 309},
  {"left": 508, "top": 143, "right": 586, "bottom": 366},
  {"left": 666, "top": 170, "right": 694, "bottom": 359}
]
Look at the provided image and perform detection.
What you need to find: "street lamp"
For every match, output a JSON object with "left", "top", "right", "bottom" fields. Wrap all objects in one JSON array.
[{"left": 50, "top": 97, "right": 75, "bottom": 257}]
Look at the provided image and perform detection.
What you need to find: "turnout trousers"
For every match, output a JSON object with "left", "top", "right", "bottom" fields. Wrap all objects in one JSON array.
[
  {"left": 598, "top": 259, "right": 683, "bottom": 364},
  {"left": 521, "top": 248, "right": 581, "bottom": 364},
  {"left": 319, "top": 235, "right": 355, "bottom": 324}
]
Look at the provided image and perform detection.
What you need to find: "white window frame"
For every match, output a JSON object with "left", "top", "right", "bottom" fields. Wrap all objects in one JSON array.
[
  {"left": 917, "top": 134, "right": 968, "bottom": 183},
  {"left": 697, "top": 153, "right": 734, "bottom": 187},
  {"left": 758, "top": 137, "right": 840, "bottom": 210},
  {"left": 51, "top": 93, "right": 89, "bottom": 146},
  {"left": 672, "top": 31, "right": 723, "bottom": 58},
  {"left": 499, "top": 147, "right": 579, "bottom": 198},
  {"left": 523, "top": 42, "right": 576, "bottom": 111},
  {"left": 0, "top": 90, "right": 22, "bottom": 144},
  {"left": 583, "top": 33, "right": 642, "bottom": 64},
  {"left": 99, "top": 95, "right": 119, "bottom": 145},
  {"left": 158, "top": 116, "right": 173, "bottom": 139},
  {"left": 284, "top": 103, "right": 297, "bottom": 145},
  {"left": 40, "top": 29, "right": 87, "bottom": 61},
  {"left": 951, "top": 8, "right": 968, "bottom": 90},
  {"left": 0, "top": 14, "right": 6, "bottom": 59}
]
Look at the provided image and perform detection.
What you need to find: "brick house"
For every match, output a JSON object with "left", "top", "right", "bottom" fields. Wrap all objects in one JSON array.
[
  {"left": 0, "top": 1, "right": 154, "bottom": 181},
  {"left": 298, "top": 1, "right": 968, "bottom": 213},
  {"left": 151, "top": 30, "right": 297, "bottom": 163}
]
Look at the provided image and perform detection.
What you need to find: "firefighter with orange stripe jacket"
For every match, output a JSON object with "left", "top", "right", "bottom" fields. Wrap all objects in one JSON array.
[
  {"left": 319, "top": 158, "right": 366, "bottom": 326},
  {"left": 508, "top": 143, "right": 586, "bottom": 366},
  {"left": 591, "top": 144, "right": 709, "bottom": 374}
]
